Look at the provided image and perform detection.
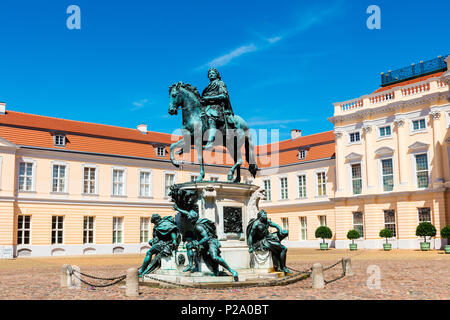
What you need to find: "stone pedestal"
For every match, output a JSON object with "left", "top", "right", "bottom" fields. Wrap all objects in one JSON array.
[
  {"left": 145, "top": 182, "right": 282, "bottom": 285},
  {"left": 176, "top": 181, "right": 266, "bottom": 270},
  {"left": 249, "top": 251, "right": 273, "bottom": 271}
]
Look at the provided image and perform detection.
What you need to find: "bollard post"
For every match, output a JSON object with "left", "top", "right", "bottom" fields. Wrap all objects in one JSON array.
[
  {"left": 69, "top": 265, "right": 81, "bottom": 289},
  {"left": 311, "top": 263, "right": 325, "bottom": 289},
  {"left": 126, "top": 268, "right": 139, "bottom": 297},
  {"left": 61, "top": 264, "right": 69, "bottom": 288},
  {"left": 342, "top": 257, "right": 354, "bottom": 276}
]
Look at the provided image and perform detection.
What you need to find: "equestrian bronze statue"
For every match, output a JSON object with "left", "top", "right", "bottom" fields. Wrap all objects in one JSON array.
[{"left": 168, "top": 68, "right": 258, "bottom": 183}]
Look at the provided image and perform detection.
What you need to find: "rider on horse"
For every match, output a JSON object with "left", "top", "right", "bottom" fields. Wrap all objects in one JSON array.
[{"left": 201, "top": 68, "right": 235, "bottom": 150}]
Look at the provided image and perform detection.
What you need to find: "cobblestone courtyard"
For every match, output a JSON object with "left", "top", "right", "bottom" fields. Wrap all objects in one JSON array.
[{"left": 0, "top": 249, "right": 448, "bottom": 300}]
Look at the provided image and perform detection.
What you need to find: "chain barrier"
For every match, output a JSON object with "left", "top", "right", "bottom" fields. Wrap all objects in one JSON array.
[
  {"left": 65, "top": 257, "right": 347, "bottom": 290},
  {"left": 142, "top": 266, "right": 313, "bottom": 289},
  {"left": 322, "top": 258, "right": 345, "bottom": 285},
  {"left": 68, "top": 266, "right": 126, "bottom": 288}
]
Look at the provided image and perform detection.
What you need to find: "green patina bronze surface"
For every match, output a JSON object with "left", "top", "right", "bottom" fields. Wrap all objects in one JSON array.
[
  {"left": 139, "top": 214, "right": 181, "bottom": 276},
  {"left": 246, "top": 209, "right": 290, "bottom": 273},
  {"left": 173, "top": 201, "right": 239, "bottom": 281},
  {"left": 168, "top": 68, "right": 258, "bottom": 183}
]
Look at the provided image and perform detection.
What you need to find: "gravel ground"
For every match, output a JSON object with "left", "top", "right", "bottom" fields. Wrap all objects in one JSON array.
[{"left": 0, "top": 249, "right": 448, "bottom": 300}]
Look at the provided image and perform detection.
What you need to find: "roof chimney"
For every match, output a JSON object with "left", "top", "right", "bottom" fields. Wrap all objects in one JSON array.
[
  {"left": 0, "top": 102, "right": 5, "bottom": 115},
  {"left": 291, "top": 129, "right": 302, "bottom": 140},
  {"left": 137, "top": 124, "right": 148, "bottom": 134}
]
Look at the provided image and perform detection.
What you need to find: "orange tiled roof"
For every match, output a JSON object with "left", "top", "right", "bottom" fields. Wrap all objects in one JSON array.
[
  {"left": 0, "top": 110, "right": 334, "bottom": 167},
  {"left": 372, "top": 71, "right": 444, "bottom": 94},
  {"left": 256, "top": 131, "right": 335, "bottom": 168}
]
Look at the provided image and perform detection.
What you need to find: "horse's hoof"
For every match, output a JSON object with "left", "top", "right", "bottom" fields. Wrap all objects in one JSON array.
[{"left": 203, "top": 142, "right": 214, "bottom": 151}]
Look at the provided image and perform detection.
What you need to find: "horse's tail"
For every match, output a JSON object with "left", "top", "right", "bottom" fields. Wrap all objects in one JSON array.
[{"left": 245, "top": 133, "right": 258, "bottom": 178}]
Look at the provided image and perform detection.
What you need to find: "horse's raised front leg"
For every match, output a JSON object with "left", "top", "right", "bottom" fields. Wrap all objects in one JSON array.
[{"left": 169, "top": 138, "right": 185, "bottom": 167}]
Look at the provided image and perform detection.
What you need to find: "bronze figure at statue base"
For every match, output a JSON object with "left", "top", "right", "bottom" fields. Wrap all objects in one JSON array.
[{"left": 140, "top": 181, "right": 291, "bottom": 286}]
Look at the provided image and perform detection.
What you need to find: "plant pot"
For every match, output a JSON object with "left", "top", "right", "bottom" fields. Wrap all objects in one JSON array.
[
  {"left": 320, "top": 243, "right": 328, "bottom": 250},
  {"left": 420, "top": 242, "right": 430, "bottom": 251},
  {"left": 349, "top": 243, "right": 357, "bottom": 251},
  {"left": 383, "top": 243, "right": 392, "bottom": 251},
  {"left": 445, "top": 245, "right": 450, "bottom": 254}
]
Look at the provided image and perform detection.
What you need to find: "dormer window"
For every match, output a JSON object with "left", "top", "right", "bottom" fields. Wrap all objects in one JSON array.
[
  {"left": 156, "top": 146, "right": 166, "bottom": 157},
  {"left": 298, "top": 149, "right": 307, "bottom": 160},
  {"left": 54, "top": 134, "right": 66, "bottom": 147}
]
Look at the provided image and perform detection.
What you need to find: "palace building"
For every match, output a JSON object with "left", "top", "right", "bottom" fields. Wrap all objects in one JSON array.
[{"left": 0, "top": 55, "right": 449, "bottom": 258}]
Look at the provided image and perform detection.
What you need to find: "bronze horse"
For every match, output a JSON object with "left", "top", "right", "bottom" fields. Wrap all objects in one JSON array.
[{"left": 168, "top": 82, "right": 258, "bottom": 182}]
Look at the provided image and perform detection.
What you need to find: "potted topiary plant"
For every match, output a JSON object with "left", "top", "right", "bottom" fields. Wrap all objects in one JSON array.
[
  {"left": 415, "top": 222, "right": 436, "bottom": 251},
  {"left": 315, "top": 226, "right": 332, "bottom": 250},
  {"left": 346, "top": 230, "right": 360, "bottom": 250},
  {"left": 440, "top": 225, "right": 450, "bottom": 254},
  {"left": 379, "top": 228, "right": 394, "bottom": 251}
]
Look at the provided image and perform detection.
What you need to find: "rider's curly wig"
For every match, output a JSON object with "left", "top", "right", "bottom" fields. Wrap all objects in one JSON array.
[{"left": 208, "top": 67, "right": 221, "bottom": 80}]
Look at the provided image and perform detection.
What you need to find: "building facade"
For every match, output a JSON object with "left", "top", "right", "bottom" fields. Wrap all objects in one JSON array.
[{"left": 1, "top": 56, "right": 449, "bottom": 258}]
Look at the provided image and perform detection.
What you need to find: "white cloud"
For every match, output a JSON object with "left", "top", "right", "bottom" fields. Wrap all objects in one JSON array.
[
  {"left": 131, "top": 98, "right": 149, "bottom": 111},
  {"left": 197, "top": 3, "right": 343, "bottom": 70},
  {"left": 203, "top": 44, "right": 258, "bottom": 68}
]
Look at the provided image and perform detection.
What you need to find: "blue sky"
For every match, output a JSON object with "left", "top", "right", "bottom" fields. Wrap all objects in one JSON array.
[{"left": 0, "top": 0, "right": 448, "bottom": 141}]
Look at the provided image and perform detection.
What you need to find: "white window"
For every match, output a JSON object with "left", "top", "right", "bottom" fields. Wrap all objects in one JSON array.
[
  {"left": 281, "top": 218, "right": 289, "bottom": 240},
  {"left": 415, "top": 153, "right": 429, "bottom": 188},
  {"left": 83, "top": 216, "right": 94, "bottom": 244},
  {"left": 263, "top": 179, "right": 271, "bottom": 201},
  {"left": 112, "top": 169, "right": 125, "bottom": 196},
  {"left": 164, "top": 173, "right": 175, "bottom": 197},
  {"left": 349, "top": 131, "right": 361, "bottom": 143},
  {"left": 140, "top": 217, "right": 150, "bottom": 243},
  {"left": 298, "top": 149, "right": 307, "bottom": 160},
  {"left": 18, "top": 161, "right": 34, "bottom": 191},
  {"left": 52, "top": 216, "right": 64, "bottom": 244},
  {"left": 17, "top": 215, "right": 31, "bottom": 245},
  {"left": 316, "top": 171, "right": 326, "bottom": 196},
  {"left": 139, "top": 171, "right": 151, "bottom": 197},
  {"left": 384, "top": 210, "right": 396, "bottom": 237},
  {"left": 411, "top": 118, "right": 426, "bottom": 132},
  {"left": 113, "top": 217, "right": 123, "bottom": 244},
  {"left": 156, "top": 146, "right": 166, "bottom": 157},
  {"left": 381, "top": 159, "right": 394, "bottom": 192},
  {"left": 379, "top": 125, "right": 391, "bottom": 138},
  {"left": 190, "top": 174, "right": 199, "bottom": 182},
  {"left": 52, "top": 164, "right": 66, "bottom": 193},
  {"left": 210, "top": 176, "right": 219, "bottom": 182},
  {"left": 351, "top": 163, "right": 362, "bottom": 195},
  {"left": 418, "top": 207, "right": 431, "bottom": 223},
  {"left": 297, "top": 174, "right": 306, "bottom": 198},
  {"left": 353, "top": 212, "right": 364, "bottom": 238},
  {"left": 83, "top": 166, "right": 97, "bottom": 194},
  {"left": 54, "top": 134, "right": 66, "bottom": 147},
  {"left": 280, "top": 177, "right": 288, "bottom": 200},
  {"left": 319, "top": 215, "right": 327, "bottom": 226},
  {"left": 300, "top": 217, "right": 307, "bottom": 240}
]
